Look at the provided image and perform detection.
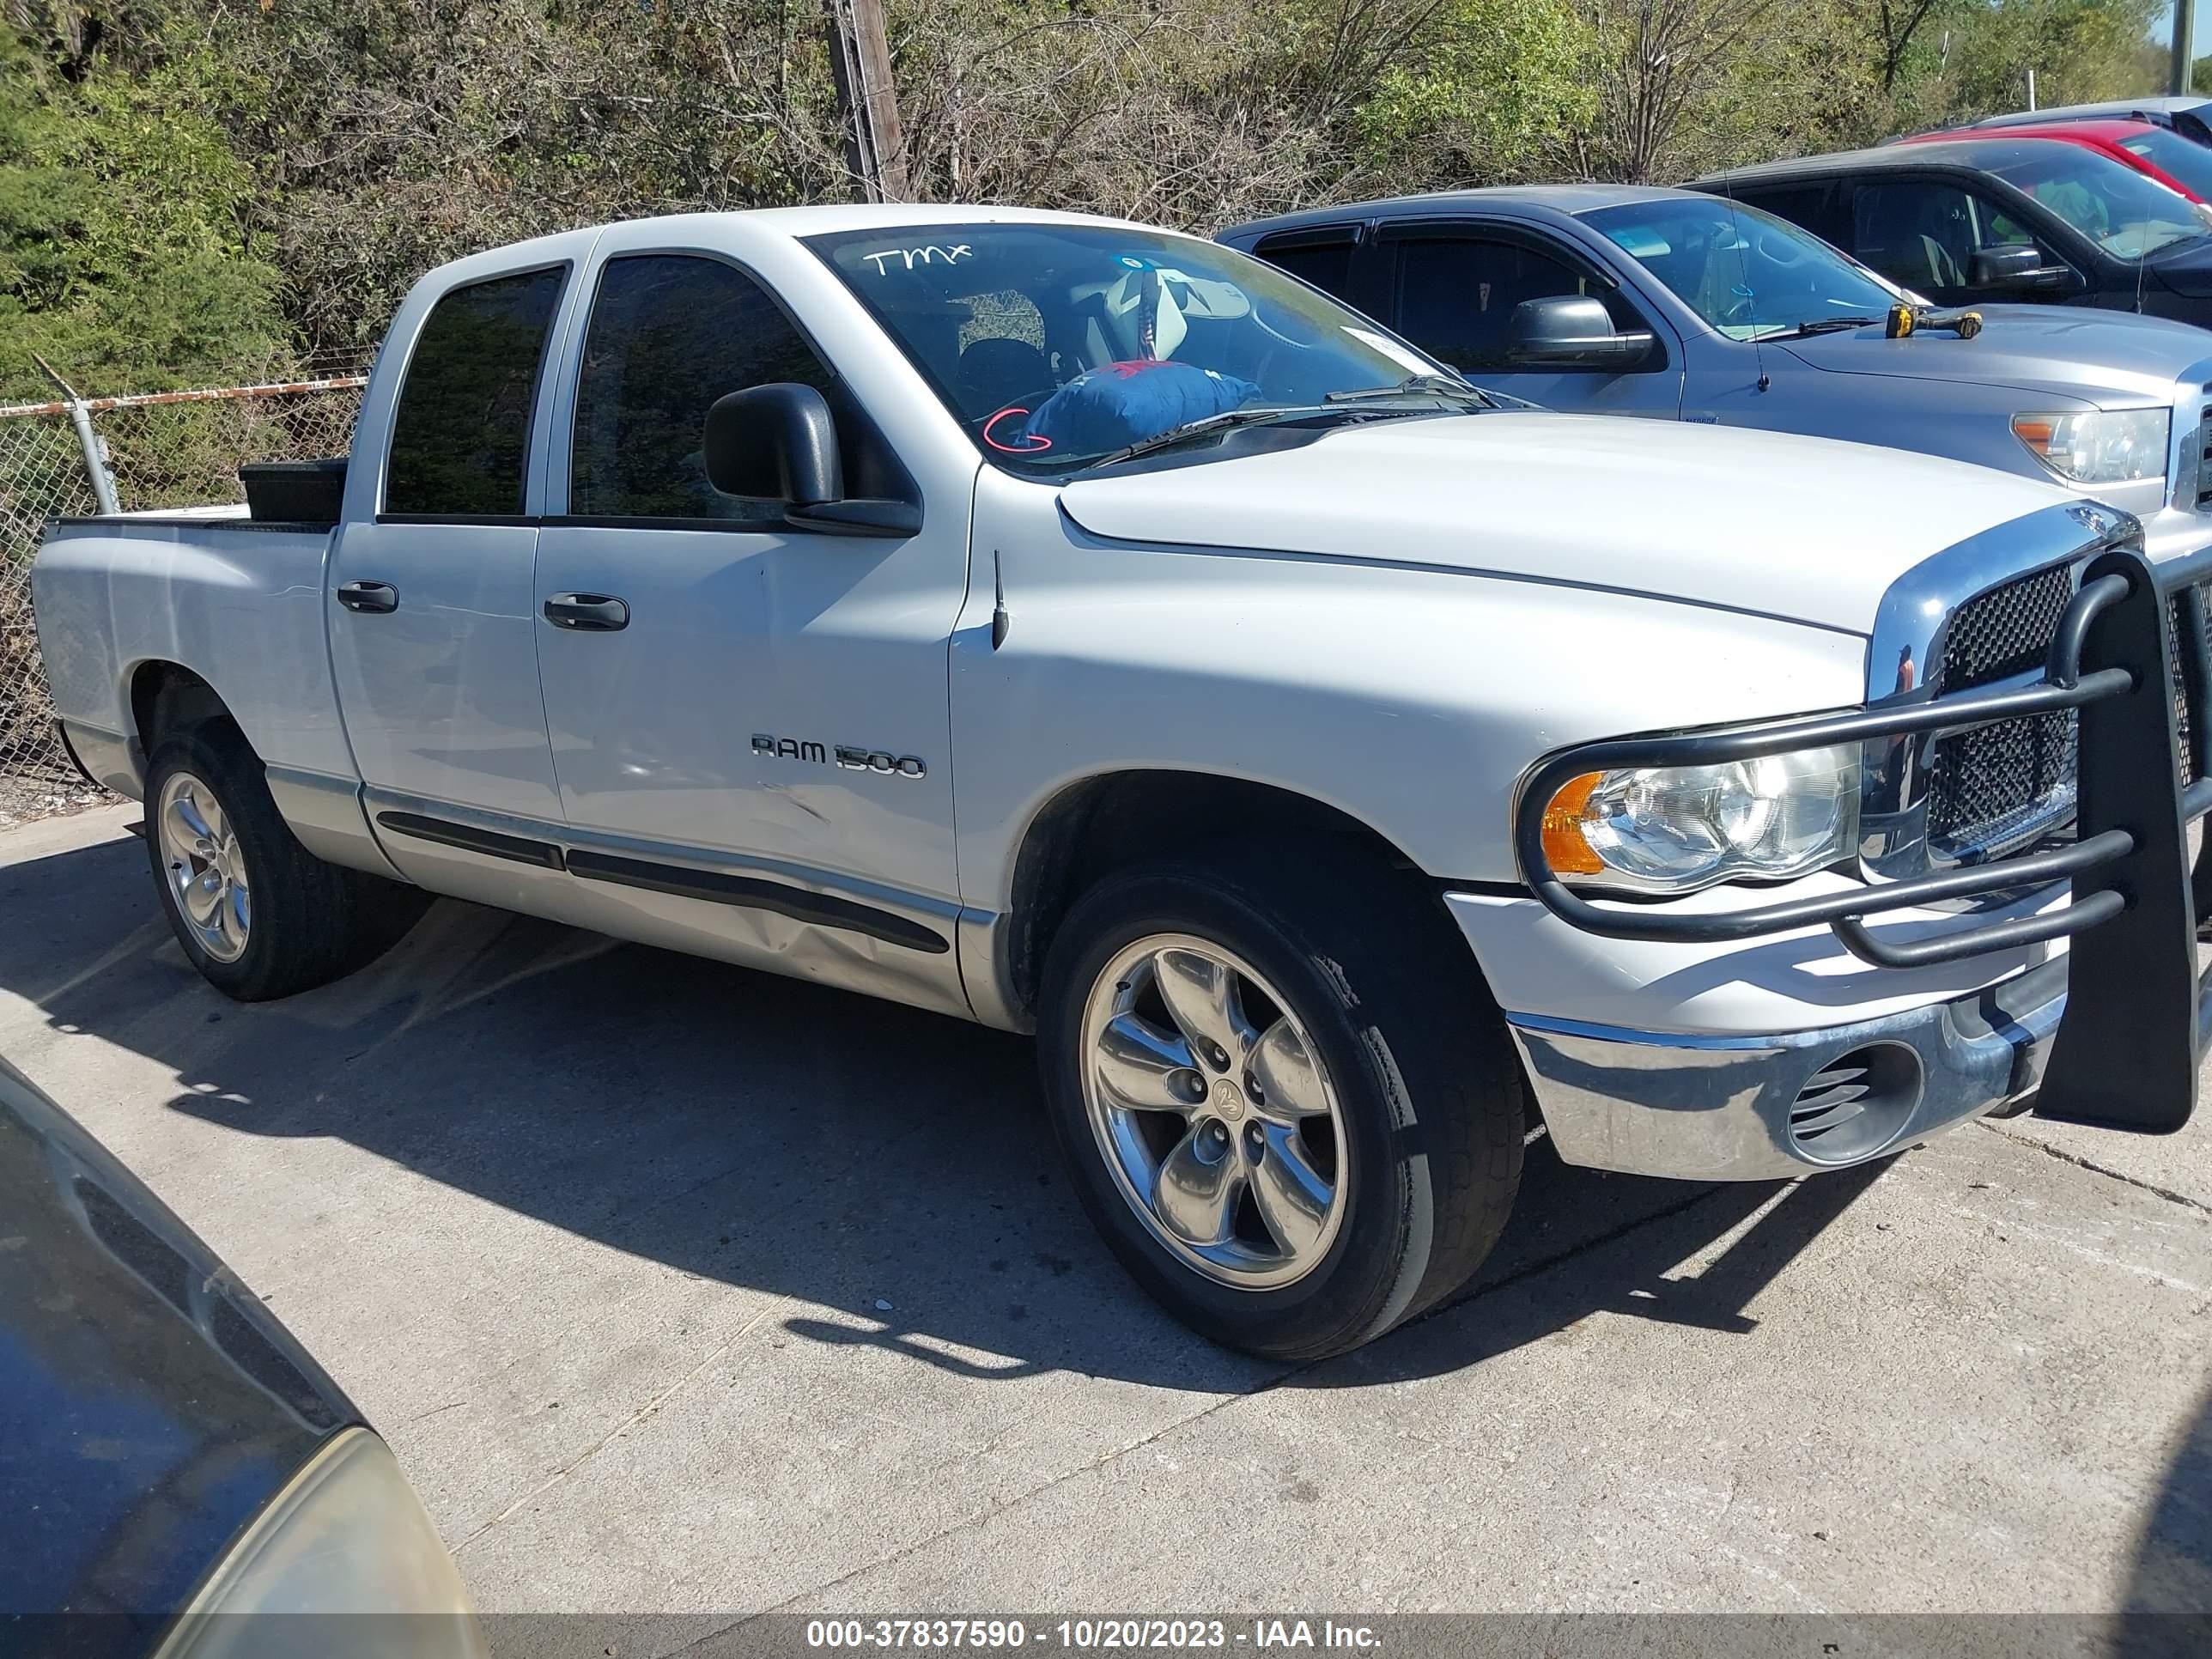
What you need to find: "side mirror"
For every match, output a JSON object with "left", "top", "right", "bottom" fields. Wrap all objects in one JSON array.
[
  {"left": 704, "top": 383, "right": 844, "bottom": 506},
  {"left": 1505, "top": 295, "right": 1653, "bottom": 368},
  {"left": 1966, "top": 246, "right": 2076, "bottom": 293}
]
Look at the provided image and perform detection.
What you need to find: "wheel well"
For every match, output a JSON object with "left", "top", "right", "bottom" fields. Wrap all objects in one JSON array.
[
  {"left": 1004, "top": 771, "right": 1447, "bottom": 1019},
  {"left": 130, "top": 662, "right": 231, "bottom": 755}
]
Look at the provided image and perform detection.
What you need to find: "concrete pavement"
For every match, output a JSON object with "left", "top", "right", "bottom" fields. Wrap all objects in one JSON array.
[{"left": 3, "top": 803, "right": 2206, "bottom": 1630}]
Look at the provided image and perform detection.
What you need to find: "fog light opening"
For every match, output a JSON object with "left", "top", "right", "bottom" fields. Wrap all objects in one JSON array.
[{"left": 1788, "top": 1042, "right": 1923, "bottom": 1163}]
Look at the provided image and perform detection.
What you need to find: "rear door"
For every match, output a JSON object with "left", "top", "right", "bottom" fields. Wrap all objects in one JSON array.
[{"left": 327, "top": 264, "right": 569, "bottom": 836}]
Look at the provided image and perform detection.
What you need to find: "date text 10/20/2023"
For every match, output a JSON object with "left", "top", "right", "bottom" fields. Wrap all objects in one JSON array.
[{"left": 803, "top": 1620, "right": 1383, "bottom": 1650}]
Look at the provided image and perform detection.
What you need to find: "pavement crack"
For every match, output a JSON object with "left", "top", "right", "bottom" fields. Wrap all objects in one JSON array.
[
  {"left": 1976, "top": 1120, "right": 2212, "bottom": 1217},
  {"left": 453, "top": 1300, "right": 788, "bottom": 1557},
  {"left": 679, "top": 1383, "right": 1273, "bottom": 1647}
]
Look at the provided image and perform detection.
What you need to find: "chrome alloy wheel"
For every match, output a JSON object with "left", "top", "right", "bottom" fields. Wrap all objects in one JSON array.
[
  {"left": 1079, "top": 933, "right": 1349, "bottom": 1289},
  {"left": 156, "top": 770, "right": 251, "bottom": 963}
]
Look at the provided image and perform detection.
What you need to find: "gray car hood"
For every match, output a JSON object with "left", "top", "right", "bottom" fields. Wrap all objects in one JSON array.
[{"left": 1778, "top": 305, "right": 2212, "bottom": 409}]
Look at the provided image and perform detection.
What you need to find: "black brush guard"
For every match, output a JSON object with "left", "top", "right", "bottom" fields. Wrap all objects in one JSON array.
[{"left": 1514, "top": 541, "right": 2212, "bottom": 1135}]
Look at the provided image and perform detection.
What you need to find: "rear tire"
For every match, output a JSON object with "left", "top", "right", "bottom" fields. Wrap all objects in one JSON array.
[
  {"left": 1036, "top": 848, "right": 1523, "bottom": 1360},
  {"left": 143, "top": 721, "right": 420, "bottom": 1000}
]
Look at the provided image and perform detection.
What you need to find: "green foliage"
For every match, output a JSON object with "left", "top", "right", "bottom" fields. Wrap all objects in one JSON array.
[
  {"left": 0, "top": 33, "right": 284, "bottom": 400},
  {"left": 1353, "top": 0, "right": 1595, "bottom": 183},
  {"left": 0, "top": 0, "right": 2195, "bottom": 393},
  {"left": 1940, "top": 0, "right": 2164, "bottom": 116}
]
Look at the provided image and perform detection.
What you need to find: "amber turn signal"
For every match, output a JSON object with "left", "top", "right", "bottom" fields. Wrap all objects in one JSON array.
[{"left": 1539, "top": 772, "right": 1605, "bottom": 876}]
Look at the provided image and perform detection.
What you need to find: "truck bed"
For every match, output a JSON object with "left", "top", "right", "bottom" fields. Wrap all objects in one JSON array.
[{"left": 33, "top": 516, "right": 354, "bottom": 801}]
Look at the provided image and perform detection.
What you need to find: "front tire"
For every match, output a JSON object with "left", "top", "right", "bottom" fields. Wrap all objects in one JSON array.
[
  {"left": 1037, "top": 854, "right": 1523, "bottom": 1360},
  {"left": 143, "top": 721, "right": 416, "bottom": 1000}
]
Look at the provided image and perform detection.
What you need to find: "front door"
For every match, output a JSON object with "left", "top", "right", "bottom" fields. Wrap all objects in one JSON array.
[
  {"left": 529, "top": 246, "right": 969, "bottom": 947},
  {"left": 327, "top": 264, "right": 568, "bottom": 829}
]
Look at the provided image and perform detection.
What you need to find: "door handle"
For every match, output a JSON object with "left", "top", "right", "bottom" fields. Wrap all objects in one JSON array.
[
  {"left": 543, "top": 592, "right": 630, "bottom": 632},
  {"left": 336, "top": 580, "right": 399, "bottom": 614}
]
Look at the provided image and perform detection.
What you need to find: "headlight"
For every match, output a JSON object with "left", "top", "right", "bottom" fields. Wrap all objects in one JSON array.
[
  {"left": 156, "top": 1429, "right": 486, "bottom": 1659},
  {"left": 2011, "top": 408, "right": 2169, "bottom": 486},
  {"left": 1538, "top": 745, "right": 1861, "bottom": 895}
]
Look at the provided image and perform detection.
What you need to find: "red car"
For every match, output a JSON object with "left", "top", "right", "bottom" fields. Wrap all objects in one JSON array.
[{"left": 1899, "top": 117, "right": 2212, "bottom": 206}]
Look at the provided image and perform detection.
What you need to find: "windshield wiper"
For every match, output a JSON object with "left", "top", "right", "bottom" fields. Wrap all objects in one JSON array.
[
  {"left": 1080, "top": 404, "right": 1352, "bottom": 470},
  {"left": 1324, "top": 374, "right": 1493, "bottom": 409},
  {"left": 1079, "top": 380, "right": 1486, "bottom": 471},
  {"left": 1757, "top": 315, "right": 1883, "bottom": 340}
]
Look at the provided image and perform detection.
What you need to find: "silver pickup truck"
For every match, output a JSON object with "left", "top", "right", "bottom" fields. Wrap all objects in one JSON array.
[{"left": 33, "top": 204, "right": 2212, "bottom": 1358}]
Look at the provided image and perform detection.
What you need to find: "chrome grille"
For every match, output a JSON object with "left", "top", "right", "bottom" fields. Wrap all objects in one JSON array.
[
  {"left": 1921, "top": 564, "right": 2210, "bottom": 848},
  {"left": 2197, "top": 402, "right": 2212, "bottom": 511},
  {"left": 2167, "top": 590, "right": 2199, "bottom": 788},
  {"left": 1925, "top": 564, "right": 2076, "bottom": 848}
]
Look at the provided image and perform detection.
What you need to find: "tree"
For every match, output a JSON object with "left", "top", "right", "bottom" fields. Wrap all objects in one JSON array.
[
  {"left": 0, "top": 29, "right": 284, "bottom": 398},
  {"left": 1353, "top": 0, "right": 1595, "bottom": 185}
]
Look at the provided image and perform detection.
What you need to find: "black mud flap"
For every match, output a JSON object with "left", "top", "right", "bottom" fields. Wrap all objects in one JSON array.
[{"left": 2035, "top": 545, "right": 2206, "bottom": 1133}]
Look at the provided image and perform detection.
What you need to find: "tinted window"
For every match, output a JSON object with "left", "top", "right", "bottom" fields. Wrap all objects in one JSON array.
[
  {"left": 1727, "top": 182, "right": 1846, "bottom": 246},
  {"left": 1254, "top": 234, "right": 1358, "bottom": 301},
  {"left": 1392, "top": 235, "right": 1635, "bottom": 372},
  {"left": 571, "top": 255, "right": 834, "bottom": 520},
  {"left": 1977, "top": 143, "right": 2205, "bottom": 257},
  {"left": 386, "top": 268, "right": 564, "bottom": 517},
  {"left": 2113, "top": 128, "right": 2212, "bottom": 199},
  {"left": 1850, "top": 180, "right": 2052, "bottom": 296}
]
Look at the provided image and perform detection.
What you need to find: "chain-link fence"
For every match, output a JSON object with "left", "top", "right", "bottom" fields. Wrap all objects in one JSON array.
[{"left": 0, "top": 365, "right": 368, "bottom": 825}]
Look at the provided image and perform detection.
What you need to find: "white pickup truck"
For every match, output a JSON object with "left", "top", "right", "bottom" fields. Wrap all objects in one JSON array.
[{"left": 34, "top": 205, "right": 2212, "bottom": 1358}]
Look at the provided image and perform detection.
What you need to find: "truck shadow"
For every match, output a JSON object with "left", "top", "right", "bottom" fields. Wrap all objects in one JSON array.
[
  {"left": 2, "top": 824, "right": 1886, "bottom": 1396},
  {"left": 2124, "top": 1376, "right": 2212, "bottom": 1629}
]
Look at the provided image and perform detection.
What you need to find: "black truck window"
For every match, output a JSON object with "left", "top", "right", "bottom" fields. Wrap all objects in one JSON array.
[
  {"left": 1393, "top": 234, "right": 1633, "bottom": 373},
  {"left": 385, "top": 267, "right": 565, "bottom": 518},
  {"left": 1252, "top": 230, "right": 1360, "bottom": 301},
  {"left": 570, "top": 254, "right": 834, "bottom": 522}
]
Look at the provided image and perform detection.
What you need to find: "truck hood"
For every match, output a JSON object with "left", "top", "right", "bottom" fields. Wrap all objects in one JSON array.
[
  {"left": 1776, "top": 304, "right": 2212, "bottom": 408},
  {"left": 1056, "top": 411, "right": 2073, "bottom": 635}
]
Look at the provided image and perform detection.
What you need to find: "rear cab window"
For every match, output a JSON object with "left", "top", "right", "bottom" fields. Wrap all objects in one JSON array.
[
  {"left": 1249, "top": 228, "right": 1363, "bottom": 303},
  {"left": 384, "top": 267, "right": 566, "bottom": 518}
]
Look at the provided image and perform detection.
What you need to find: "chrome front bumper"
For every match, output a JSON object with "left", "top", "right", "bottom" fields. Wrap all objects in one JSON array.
[{"left": 1507, "top": 958, "right": 2066, "bottom": 1182}]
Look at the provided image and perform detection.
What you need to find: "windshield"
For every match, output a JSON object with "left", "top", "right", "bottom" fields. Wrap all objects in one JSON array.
[
  {"left": 1978, "top": 143, "right": 2207, "bottom": 258},
  {"left": 1583, "top": 198, "right": 1904, "bottom": 339},
  {"left": 806, "top": 222, "right": 1455, "bottom": 471},
  {"left": 2114, "top": 125, "right": 2212, "bottom": 203}
]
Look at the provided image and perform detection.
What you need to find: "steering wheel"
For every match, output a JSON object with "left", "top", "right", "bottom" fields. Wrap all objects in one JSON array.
[
  {"left": 1753, "top": 228, "right": 1809, "bottom": 273},
  {"left": 1249, "top": 303, "right": 1315, "bottom": 349}
]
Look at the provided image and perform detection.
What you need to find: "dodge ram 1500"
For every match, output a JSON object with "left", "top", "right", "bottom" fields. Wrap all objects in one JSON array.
[{"left": 34, "top": 205, "right": 2212, "bottom": 1358}]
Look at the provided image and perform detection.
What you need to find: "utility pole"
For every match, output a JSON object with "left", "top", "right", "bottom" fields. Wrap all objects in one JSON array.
[
  {"left": 2172, "top": 0, "right": 2197, "bottom": 96},
  {"left": 823, "top": 0, "right": 908, "bottom": 203}
]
